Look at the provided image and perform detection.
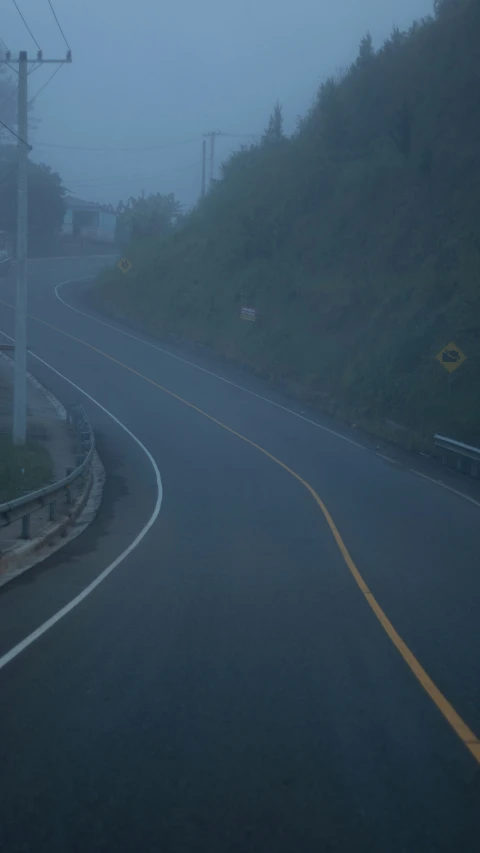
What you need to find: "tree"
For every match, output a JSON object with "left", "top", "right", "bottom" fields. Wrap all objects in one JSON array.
[
  {"left": 0, "top": 146, "right": 66, "bottom": 250},
  {"left": 116, "top": 192, "right": 182, "bottom": 245},
  {"left": 434, "top": 0, "right": 471, "bottom": 19},
  {"left": 356, "top": 32, "right": 375, "bottom": 68},
  {"left": 389, "top": 99, "right": 412, "bottom": 161},
  {"left": 317, "top": 78, "right": 350, "bottom": 153},
  {"left": 262, "top": 101, "right": 284, "bottom": 145}
]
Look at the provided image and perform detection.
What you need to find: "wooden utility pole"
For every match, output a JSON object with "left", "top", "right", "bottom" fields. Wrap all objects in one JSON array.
[
  {"left": 201, "top": 140, "right": 206, "bottom": 198},
  {"left": 203, "top": 131, "right": 223, "bottom": 188},
  {"left": 0, "top": 48, "right": 72, "bottom": 444}
]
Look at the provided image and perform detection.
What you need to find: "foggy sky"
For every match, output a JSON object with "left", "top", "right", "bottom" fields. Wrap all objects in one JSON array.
[{"left": 3, "top": 0, "right": 433, "bottom": 210}]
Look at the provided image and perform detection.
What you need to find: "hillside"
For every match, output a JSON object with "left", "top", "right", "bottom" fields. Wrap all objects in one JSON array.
[{"left": 94, "top": 0, "right": 480, "bottom": 448}]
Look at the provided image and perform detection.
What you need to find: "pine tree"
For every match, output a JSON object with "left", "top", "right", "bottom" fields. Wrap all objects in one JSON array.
[
  {"left": 356, "top": 32, "right": 374, "bottom": 68},
  {"left": 262, "top": 101, "right": 284, "bottom": 145}
]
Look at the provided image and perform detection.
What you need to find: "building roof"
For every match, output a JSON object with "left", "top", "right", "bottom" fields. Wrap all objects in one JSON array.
[
  {"left": 65, "top": 196, "right": 116, "bottom": 215},
  {"left": 65, "top": 196, "right": 101, "bottom": 210}
]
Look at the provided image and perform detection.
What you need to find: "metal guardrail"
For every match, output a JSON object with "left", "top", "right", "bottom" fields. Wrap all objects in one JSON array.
[
  {"left": 434, "top": 433, "right": 480, "bottom": 478},
  {"left": 0, "top": 403, "right": 94, "bottom": 540}
]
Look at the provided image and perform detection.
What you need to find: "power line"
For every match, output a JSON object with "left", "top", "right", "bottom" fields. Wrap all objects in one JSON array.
[
  {"left": 222, "top": 132, "right": 259, "bottom": 139},
  {"left": 34, "top": 135, "right": 203, "bottom": 152},
  {"left": 64, "top": 161, "right": 201, "bottom": 188},
  {"left": 46, "top": 0, "right": 71, "bottom": 51},
  {"left": 4, "top": 61, "right": 19, "bottom": 76},
  {"left": 11, "top": 0, "right": 42, "bottom": 51},
  {"left": 0, "top": 161, "right": 17, "bottom": 186},
  {"left": 29, "top": 62, "right": 63, "bottom": 104},
  {"left": 0, "top": 63, "right": 39, "bottom": 120},
  {"left": 0, "top": 116, "right": 30, "bottom": 148},
  {"left": 0, "top": 37, "right": 17, "bottom": 73}
]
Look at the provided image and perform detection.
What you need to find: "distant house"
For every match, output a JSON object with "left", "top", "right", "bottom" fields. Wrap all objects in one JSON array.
[{"left": 62, "top": 196, "right": 117, "bottom": 244}]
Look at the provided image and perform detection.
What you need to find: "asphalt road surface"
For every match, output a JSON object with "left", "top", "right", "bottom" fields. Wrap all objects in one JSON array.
[{"left": 0, "top": 257, "right": 479, "bottom": 852}]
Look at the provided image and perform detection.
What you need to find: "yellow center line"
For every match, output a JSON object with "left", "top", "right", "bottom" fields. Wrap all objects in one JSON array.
[{"left": 2, "top": 298, "right": 480, "bottom": 765}]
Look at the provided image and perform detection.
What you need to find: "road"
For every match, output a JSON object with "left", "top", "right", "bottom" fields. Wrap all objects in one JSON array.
[{"left": 0, "top": 256, "right": 479, "bottom": 852}]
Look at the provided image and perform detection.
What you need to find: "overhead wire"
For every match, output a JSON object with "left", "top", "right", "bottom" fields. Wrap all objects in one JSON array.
[
  {"left": 0, "top": 117, "right": 30, "bottom": 147},
  {"left": 0, "top": 161, "right": 17, "bottom": 185},
  {"left": 46, "top": 0, "right": 70, "bottom": 51},
  {"left": 29, "top": 62, "right": 63, "bottom": 104},
  {"left": 34, "top": 135, "right": 203, "bottom": 152},
  {"left": 0, "top": 37, "right": 18, "bottom": 73},
  {"left": 64, "top": 161, "right": 201, "bottom": 188},
  {"left": 11, "top": 0, "right": 42, "bottom": 51}
]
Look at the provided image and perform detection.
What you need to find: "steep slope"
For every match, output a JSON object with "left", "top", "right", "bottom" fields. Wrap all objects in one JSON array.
[{"left": 95, "top": 0, "right": 480, "bottom": 446}]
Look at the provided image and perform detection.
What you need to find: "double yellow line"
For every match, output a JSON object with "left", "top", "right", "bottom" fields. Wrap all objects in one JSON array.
[{"left": 3, "top": 297, "right": 479, "bottom": 765}]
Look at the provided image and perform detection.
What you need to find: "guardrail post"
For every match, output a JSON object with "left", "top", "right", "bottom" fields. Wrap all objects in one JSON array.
[
  {"left": 21, "top": 513, "right": 30, "bottom": 539},
  {"left": 456, "top": 456, "right": 463, "bottom": 473},
  {"left": 0, "top": 409, "right": 94, "bottom": 538},
  {"left": 471, "top": 461, "right": 479, "bottom": 479},
  {"left": 66, "top": 467, "right": 73, "bottom": 506}
]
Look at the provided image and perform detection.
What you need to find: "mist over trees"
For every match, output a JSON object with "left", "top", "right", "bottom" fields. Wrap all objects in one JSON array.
[
  {"left": 94, "top": 0, "right": 480, "bottom": 444},
  {"left": 0, "top": 44, "right": 65, "bottom": 253},
  {"left": 116, "top": 193, "right": 183, "bottom": 246},
  {"left": 0, "top": 144, "right": 65, "bottom": 253}
]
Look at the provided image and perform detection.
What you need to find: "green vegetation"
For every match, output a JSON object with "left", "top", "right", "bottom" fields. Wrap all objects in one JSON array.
[
  {"left": 0, "top": 46, "right": 65, "bottom": 256},
  {"left": 0, "top": 145, "right": 66, "bottom": 257},
  {"left": 116, "top": 193, "right": 184, "bottom": 247},
  {"left": 94, "top": 0, "right": 480, "bottom": 447},
  {"left": 0, "top": 436, "right": 54, "bottom": 503}
]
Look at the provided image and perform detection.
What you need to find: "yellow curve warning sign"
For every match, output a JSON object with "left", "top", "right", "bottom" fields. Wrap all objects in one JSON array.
[
  {"left": 436, "top": 342, "right": 467, "bottom": 373},
  {"left": 117, "top": 258, "right": 132, "bottom": 274}
]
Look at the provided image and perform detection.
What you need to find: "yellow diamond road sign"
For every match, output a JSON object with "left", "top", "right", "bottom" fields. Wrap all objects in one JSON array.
[
  {"left": 436, "top": 341, "right": 467, "bottom": 373},
  {"left": 117, "top": 258, "right": 132, "bottom": 274}
]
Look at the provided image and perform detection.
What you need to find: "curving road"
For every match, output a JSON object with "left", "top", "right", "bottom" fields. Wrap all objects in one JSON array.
[{"left": 0, "top": 256, "right": 479, "bottom": 852}]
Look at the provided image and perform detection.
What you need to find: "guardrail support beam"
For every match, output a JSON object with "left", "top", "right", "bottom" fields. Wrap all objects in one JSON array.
[
  {"left": 21, "top": 513, "right": 30, "bottom": 539},
  {"left": 0, "top": 406, "right": 94, "bottom": 538}
]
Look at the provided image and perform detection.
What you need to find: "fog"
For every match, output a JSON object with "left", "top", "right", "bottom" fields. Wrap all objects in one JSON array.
[{"left": 3, "top": 0, "right": 433, "bottom": 208}]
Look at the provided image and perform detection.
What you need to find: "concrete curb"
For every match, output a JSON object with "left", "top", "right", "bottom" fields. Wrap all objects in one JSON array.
[{"left": 0, "top": 457, "right": 95, "bottom": 578}]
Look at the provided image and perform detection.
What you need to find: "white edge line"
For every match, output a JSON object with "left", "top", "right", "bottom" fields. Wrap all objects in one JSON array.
[
  {"left": 408, "top": 468, "right": 480, "bottom": 509},
  {"left": 0, "top": 330, "right": 163, "bottom": 672},
  {"left": 55, "top": 279, "right": 480, "bottom": 511},
  {"left": 54, "top": 279, "right": 368, "bottom": 453}
]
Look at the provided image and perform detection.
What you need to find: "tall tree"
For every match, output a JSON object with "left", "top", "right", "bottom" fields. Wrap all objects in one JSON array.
[
  {"left": 356, "top": 32, "right": 375, "bottom": 68},
  {"left": 262, "top": 101, "right": 284, "bottom": 145},
  {"left": 0, "top": 146, "right": 65, "bottom": 247},
  {"left": 389, "top": 99, "right": 413, "bottom": 161},
  {"left": 434, "top": 0, "right": 471, "bottom": 19},
  {"left": 116, "top": 192, "right": 182, "bottom": 245}
]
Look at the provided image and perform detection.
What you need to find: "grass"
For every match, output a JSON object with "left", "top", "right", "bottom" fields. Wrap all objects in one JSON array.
[
  {"left": 94, "top": 2, "right": 480, "bottom": 450},
  {"left": 0, "top": 435, "right": 54, "bottom": 503}
]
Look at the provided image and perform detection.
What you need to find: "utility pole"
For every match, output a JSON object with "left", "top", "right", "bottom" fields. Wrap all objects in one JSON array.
[
  {"left": 203, "top": 131, "right": 222, "bottom": 189},
  {"left": 14, "top": 51, "right": 28, "bottom": 445},
  {"left": 0, "top": 49, "right": 71, "bottom": 445},
  {"left": 201, "top": 139, "right": 206, "bottom": 198}
]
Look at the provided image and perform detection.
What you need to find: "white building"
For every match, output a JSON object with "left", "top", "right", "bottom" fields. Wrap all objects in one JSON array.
[{"left": 62, "top": 196, "right": 117, "bottom": 244}]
